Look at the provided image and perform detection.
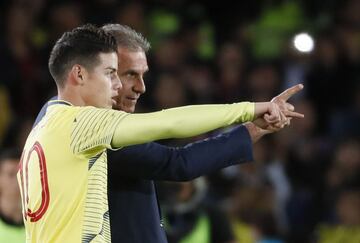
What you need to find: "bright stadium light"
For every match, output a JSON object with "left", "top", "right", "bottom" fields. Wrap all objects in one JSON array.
[{"left": 293, "top": 32, "right": 314, "bottom": 53}]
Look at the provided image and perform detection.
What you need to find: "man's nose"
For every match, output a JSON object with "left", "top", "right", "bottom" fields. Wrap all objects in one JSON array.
[
  {"left": 134, "top": 78, "right": 146, "bottom": 94},
  {"left": 113, "top": 75, "right": 122, "bottom": 90}
]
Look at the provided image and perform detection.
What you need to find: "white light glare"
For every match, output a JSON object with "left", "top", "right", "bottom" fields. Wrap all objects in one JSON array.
[{"left": 293, "top": 32, "right": 314, "bottom": 53}]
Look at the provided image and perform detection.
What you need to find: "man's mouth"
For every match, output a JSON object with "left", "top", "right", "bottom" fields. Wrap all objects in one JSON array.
[{"left": 126, "top": 97, "right": 138, "bottom": 102}]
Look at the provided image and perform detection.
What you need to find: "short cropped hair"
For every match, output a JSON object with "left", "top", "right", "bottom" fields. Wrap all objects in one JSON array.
[
  {"left": 102, "top": 24, "right": 150, "bottom": 52},
  {"left": 48, "top": 24, "right": 117, "bottom": 87}
]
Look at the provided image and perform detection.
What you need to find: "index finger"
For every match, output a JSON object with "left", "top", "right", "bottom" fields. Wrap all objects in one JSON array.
[
  {"left": 283, "top": 110, "right": 304, "bottom": 118},
  {"left": 277, "top": 84, "right": 304, "bottom": 101}
]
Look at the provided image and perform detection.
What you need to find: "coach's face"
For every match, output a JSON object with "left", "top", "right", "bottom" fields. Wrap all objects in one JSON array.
[
  {"left": 114, "top": 47, "right": 148, "bottom": 113},
  {"left": 83, "top": 52, "right": 121, "bottom": 109}
]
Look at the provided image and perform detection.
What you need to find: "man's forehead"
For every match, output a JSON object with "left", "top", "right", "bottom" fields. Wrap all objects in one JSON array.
[
  {"left": 98, "top": 52, "right": 118, "bottom": 67},
  {"left": 117, "top": 46, "right": 144, "bottom": 53},
  {"left": 117, "top": 50, "right": 148, "bottom": 71},
  {"left": 99, "top": 52, "right": 118, "bottom": 60},
  {"left": 117, "top": 48, "right": 146, "bottom": 59}
]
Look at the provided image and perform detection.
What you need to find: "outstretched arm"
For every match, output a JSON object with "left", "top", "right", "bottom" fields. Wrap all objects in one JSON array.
[
  {"left": 111, "top": 102, "right": 255, "bottom": 147},
  {"left": 110, "top": 101, "right": 301, "bottom": 148}
]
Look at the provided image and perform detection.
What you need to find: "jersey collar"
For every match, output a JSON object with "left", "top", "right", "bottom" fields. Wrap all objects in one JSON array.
[{"left": 47, "top": 100, "right": 73, "bottom": 107}]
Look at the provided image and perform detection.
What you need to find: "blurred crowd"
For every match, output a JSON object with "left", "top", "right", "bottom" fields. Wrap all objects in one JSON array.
[{"left": 0, "top": 0, "right": 359, "bottom": 242}]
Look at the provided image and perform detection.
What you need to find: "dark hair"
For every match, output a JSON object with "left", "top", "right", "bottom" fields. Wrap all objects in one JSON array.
[
  {"left": 102, "top": 24, "right": 150, "bottom": 52},
  {"left": 0, "top": 148, "right": 21, "bottom": 169},
  {"left": 48, "top": 24, "right": 117, "bottom": 87}
]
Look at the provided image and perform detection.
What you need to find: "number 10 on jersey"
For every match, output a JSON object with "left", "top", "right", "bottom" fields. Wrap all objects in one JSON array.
[{"left": 18, "top": 141, "right": 50, "bottom": 222}]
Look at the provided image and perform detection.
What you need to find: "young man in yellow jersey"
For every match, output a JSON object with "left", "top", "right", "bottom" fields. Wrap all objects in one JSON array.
[{"left": 18, "top": 24, "right": 302, "bottom": 243}]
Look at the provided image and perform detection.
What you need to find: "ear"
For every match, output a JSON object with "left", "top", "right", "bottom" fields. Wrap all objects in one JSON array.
[{"left": 69, "top": 64, "right": 87, "bottom": 86}]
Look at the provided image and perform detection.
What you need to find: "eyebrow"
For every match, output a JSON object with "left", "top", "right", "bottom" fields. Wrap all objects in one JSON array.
[
  {"left": 122, "top": 68, "right": 149, "bottom": 75},
  {"left": 105, "top": 67, "right": 117, "bottom": 72}
]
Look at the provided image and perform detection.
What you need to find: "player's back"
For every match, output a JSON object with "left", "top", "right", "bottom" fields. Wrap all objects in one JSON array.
[{"left": 17, "top": 100, "right": 120, "bottom": 243}]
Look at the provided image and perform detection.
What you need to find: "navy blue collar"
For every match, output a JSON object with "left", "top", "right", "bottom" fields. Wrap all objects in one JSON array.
[{"left": 47, "top": 100, "right": 72, "bottom": 107}]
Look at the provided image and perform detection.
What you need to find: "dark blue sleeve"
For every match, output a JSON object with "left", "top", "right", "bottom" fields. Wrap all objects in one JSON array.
[
  {"left": 108, "top": 125, "right": 253, "bottom": 182},
  {"left": 33, "top": 96, "right": 58, "bottom": 127}
]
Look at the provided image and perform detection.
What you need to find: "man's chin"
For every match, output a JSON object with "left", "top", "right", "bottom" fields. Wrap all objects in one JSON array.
[
  {"left": 122, "top": 105, "right": 135, "bottom": 113},
  {"left": 123, "top": 106, "right": 135, "bottom": 113},
  {"left": 110, "top": 96, "right": 138, "bottom": 112}
]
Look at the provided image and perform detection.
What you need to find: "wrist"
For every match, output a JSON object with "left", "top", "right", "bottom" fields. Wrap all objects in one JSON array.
[
  {"left": 254, "top": 102, "right": 270, "bottom": 119},
  {"left": 243, "top": 122, "right": 269, "bottom": 143}
]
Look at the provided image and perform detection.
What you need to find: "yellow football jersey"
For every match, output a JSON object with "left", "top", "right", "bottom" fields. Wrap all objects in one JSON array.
[
  {"left": 17, "top": 99, "right": 255, "bottom": 243},
  {"left": 18, "top": 100, "right": 129, "bottom": 243}
]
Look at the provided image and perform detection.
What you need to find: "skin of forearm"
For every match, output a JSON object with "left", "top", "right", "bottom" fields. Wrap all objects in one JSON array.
[{"left": 253, "top": 102, "right": 272, "bottom": 119}]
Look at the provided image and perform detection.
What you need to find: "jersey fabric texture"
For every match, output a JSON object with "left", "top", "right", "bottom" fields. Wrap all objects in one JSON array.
[{"left": 18, "top": 100, "right": 127, "bottom": 243}]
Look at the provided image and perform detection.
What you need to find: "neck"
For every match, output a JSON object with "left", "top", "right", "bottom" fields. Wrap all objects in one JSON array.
[
  {"left": 0, "top": 194, "right": 23, "bottom": 224},
  {"left": 58, "top": 85, "right": 85, "bottom": 107}
]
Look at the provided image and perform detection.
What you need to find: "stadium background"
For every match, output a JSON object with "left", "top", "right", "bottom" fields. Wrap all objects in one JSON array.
[{"left": 0, "top": 0, "right": 359, "bottom": 242}]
